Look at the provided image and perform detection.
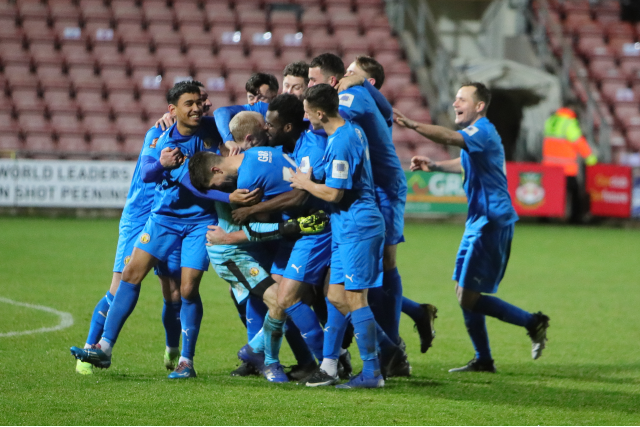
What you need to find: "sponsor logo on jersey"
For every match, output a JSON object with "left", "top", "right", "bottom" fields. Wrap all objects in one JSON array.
[
  {"left": 258, "top": 150, "right": 272, "bottom": 163},
  {"left": 140, "top": 233, "right": 151, "bottom": 244},
  {"left": 249, "top": 267, "right": 259, "bottom": 277},
  {"left": 339, "top": 93, "right": 355, "bottom": 108},
  {"left": 150, "top": 138, "right": 158, "bottom": 149},
  {"left": 515, "top": 172, "right": 545, "bottom": 209},
  {"left": 462, "top": 125, "right": 479, "bottom": 136},
  {"left": 332, "top": 160, "right": 349, "bottom": 179}
]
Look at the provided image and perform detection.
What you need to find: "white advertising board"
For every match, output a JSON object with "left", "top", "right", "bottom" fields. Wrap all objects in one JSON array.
[{"left": 0, "top": 159, "right": 136, "bottom": 208}]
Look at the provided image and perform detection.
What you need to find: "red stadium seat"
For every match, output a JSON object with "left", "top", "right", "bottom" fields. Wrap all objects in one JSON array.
[
  {"left": 174, "top": 2, "right": 205, "bottom": 27},
  {"left": 279, "top": 48, "right": 309, "bottom": 65},
  {"left": 24, "top": 134, "right": 57, "bottom": 152},
  {"left": 50, "top": 112, "right": 84, "bottom": 137},
  {"left": 142, "top": 1, "right": 174, "bottom": 25},
  {"left": 83, "top": 113, "right": 115, "bottom": 137},
  {"left": 90, "top": 135, "right": 123, "bottom": 156},
  {"left": 115, "top": 21, "right": 152, "bottom": 46},
  {"left": 605, "top": 21, "right": 635, "bottom": 40},
  {"left": 57, "top": 135, "right": 91, "bottom": 154},
  {"left": 80, "top": 0, "right": 113, "bottom": 22},
  {"left": 18, "top": 111, "right": 52, "bottom": 135},
  {"left": 139, "top": 90, "right": 168, "bottom": 116},
  {"left": 194, "top": 72, "right": 229, "bottom": 96},
  {"left": 237, "top": 9, "right": 268, "bottom": 28},
  {"left": 619, "top": 57, "right": 640, "bottom": 81},
  {"left": 17, "top": 2, "right": 49, "bottom": 20},
  {"left": 114, "top": 115, "right": 147, "bottom": 138},
  {"left": 44, "top": 88, "right": 78, "bottom": 114},
  {"left": 122, "top": 134, "right": 145, "bottom": 155},
  {"left": 212, "top": 24, "right": 242, "bottom": 47},
  {"left": 270, "top": 10, "right": 298, "bottom": 29},
  {"left": 111, "top": 0, "right": 143, "bottom": 25},
  {"left": 300, "top": 7, "right": 329, "bottom": 32},
  {"left": 225, "top": 71, "right": 254, "bottom": 94},
  {"left": 218, "top": 46, "right": 253, "bottom": 72},
  {"left": 76, "top": 91, "right": 110, "bottom": 116},
  {"left": 625, "top": 128, "right": 640, "bottom": 150},
  {"left": 11, "top": 89, "right": 44, "bottom": 113},
  {"left": 601, "top": 80, "right": 633, "bottom": 105},
  {"left": 205, "top": 4, "right": 236, "bottom": 27},
  {"left": 0, "top": 132, "right": 22, "bottom": 150},
  {"left": 162, "top": 70, "right": 194, "bottom": 87},
  {"left": 561, "top": 11, "right": 592, "bottom": 35}
]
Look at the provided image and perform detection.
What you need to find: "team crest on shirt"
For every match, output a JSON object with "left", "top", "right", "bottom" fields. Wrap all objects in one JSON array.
[
  {"left": 150, "top": 138, "right": 158, "bottom": 149},
  {"left": 249, "top": 267, "right": 260, "bottom": 277},
  {"left": 339, "top": 94, "right": 354, "bottom": 108},
  {"left": 462, "top": 125, "right": 479, "bottom": 136},
  {"left": 124, "top": 256, "right": 131, "bottom": 265},
  {"left": 140, "top": 233, "right": 151, "bottom": 244}
]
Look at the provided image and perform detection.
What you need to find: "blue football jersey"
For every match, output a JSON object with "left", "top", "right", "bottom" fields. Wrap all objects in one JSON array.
[
  {"left": 290, "top": 128, "right": 329, "bottom": 214},
  {"left": 324, "top": 121, "right": 384, "bottom": 244},
  {"left": 121, "top": 126, "right": 163, "bottom": 223},
  {"left": 237, "top": 146, "right": 298, "bottom": 219},
  {"left": 144, "top": 119, "right": 221, "bottom": 224},
  {"left": 458, "top": 117, "right": 519, "bottom": 231},
  {"left": 338, "top": 86, "right": 406, "bottom": 195}
]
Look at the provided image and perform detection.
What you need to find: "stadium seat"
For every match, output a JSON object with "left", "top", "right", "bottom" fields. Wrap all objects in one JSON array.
[
  {"left": 18, "top": 112, "right": 52, "bottom": 136},
  {"left": 24, "top": 134, "right": 57, "bottom": 153},
  {"left": 279, "top": 48, "right": 309, "bottom": 65},
  {"left": 115, "top": 21, "right": 152, "bottom": 46},
  {"left": 601, "top": 80, "right": 633, "bottom": 105},
  {"left": 57, "top": 135, "right": 92, "bottom": 155},
  {"left": 111, "top": 0, "right": 143, "bottom": 25},
  {"left": 237, "top": 9, "right": 268, "bottom": 28},
  {"left": 561, "top": 11, "right": 592, "bottom": 36},
  {"left": 17, "top": 2, "right": 49, "bottom": 21},
  {"left": 269, "top": 10, "right": 298, "bottom": 29},
  {"left": 204, "top": 3, "right": 236, "bottom": 26},
  {"left": 218, "top": 46, "right": 253, "bottom": 72},
  {"left": 83, "top": 113, "right": 114, "bottom": 137},
  {"left": 174, "top": 2, "right": 206, "bottom": 27},
  {"left": 625, "top": 128, "right": 640, "bottom": 150},
  {"left": 0, "top": 132, "right": 22, "bottom": 150},
  {"left": 44, "top": 88, "right": 78, "bottom": 115},
  {"left": 142, "top": 1, "right": 174, "bottom": 25},
  {"left": 76, "top": 91, "right": 110, "bottom": 116},
  {"left": 11, "top": 88, "right": 44, "bottom": 113},
  {"left": 114, "top": 115, "right": 148, "bottom": 138},
  {"left": 619, "top": 57, "right": 640, "bottom": 81},
  {"left": 90, "top": 135, "right": 123, "bottom": 156},
  {"left": 139, "top": 90, "right": 168, "bottom": 116},
  {"left": 194, "top": 72, "right": 229, "bottom": 96},
  {"left": 605, "top": 21, "right": 635, "bottom": 40},
  {"left": 300, "top": 7, "right": 329, "bottom": 32},
  {"left": 122, "top": 134, "right": 145, "bottom": 155},
  {"left": 162, "top": 70, "right": 194, "bottom": 87},
  {"left": 50, "top": 112, "right": 84, "bottom": 137},
  {"left": 80, "top": 0, "right": 113, "bottom": 21}
]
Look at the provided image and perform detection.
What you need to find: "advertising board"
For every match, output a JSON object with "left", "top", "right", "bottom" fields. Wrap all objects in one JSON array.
[{"left": 0, "top": 159, "right": 136, "bottom": 208}]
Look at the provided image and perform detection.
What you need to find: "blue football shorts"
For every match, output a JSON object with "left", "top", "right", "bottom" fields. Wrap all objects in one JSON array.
[
  {"left": 453, "top": 223, "right": 514, "bottom": 294},
  {"left": 270, "top": 239, "right": 295, "bottom": 277},
  {"left": 133, "top": 217, "right": 211, "bottom": 272},
  {"left": 329, "top": 234, "right": 384, "bottom": 290},
  {"left": 375, "top": 184, "right": 406, "bottom": 246},
  {"left": 282, "top": 231, "right": 332, "bottom": 286},
  {"left": 113, "top": 218, "right": 180, "bottom": 277}
]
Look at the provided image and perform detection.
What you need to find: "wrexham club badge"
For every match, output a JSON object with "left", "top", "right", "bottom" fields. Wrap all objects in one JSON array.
[{"left": 515, "top": 172, "right": 545, "bottom": 209}]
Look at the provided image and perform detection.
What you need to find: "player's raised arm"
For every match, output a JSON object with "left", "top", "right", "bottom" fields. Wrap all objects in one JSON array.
[
  {"left": 410, "top": 156, "right": 462, "bottom": 174},
  {"left": 394, "top": 108, "right": 466, "bottom": 149}
]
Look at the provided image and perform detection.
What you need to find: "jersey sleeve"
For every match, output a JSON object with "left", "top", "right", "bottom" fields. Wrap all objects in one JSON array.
[
  {"left": 180, "top": 172, "right": 231, "bottom": 203},
  {"left": 213, "top": 102, "right": 269, "bottom": 143},
  {"left": 362, "top": 79, "right": 393, "bottom": 126},
  {"left": 324, "top": 138, "right": 354, "bottom": 190},
  {"left": 140, "top": 128, "right": 166, "bottom": 183},
  {"left": 337, "top": 89, "right": 367, "bottom": 121},
  {"left": 458, "top": 124, "right": 489, "bottom": 153}
]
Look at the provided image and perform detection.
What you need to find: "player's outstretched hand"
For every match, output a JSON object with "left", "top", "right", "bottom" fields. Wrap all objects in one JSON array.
[
  {"left": 336, "top": 75, "right": 365, "bottom": 93},
  {"left": 159, "top": 147, "right": 184, "bottom": 169},
  {"left": 289, "top": 167, "right": 312, "bottom": 190},
  {"left": 206, "top": 225, "right": 228, "bottom": 246},
  {"left": 230, "top": 188, "right": 263, "bottom": 207},
  {"left": 393, "top": 108, "right": 417, "bottom": 130},
  {"left": 155, "top": 113, "right": 175, "bottom": 131},
  {"left": 410, "top": 155, "right": 435, "bottom": 172},
  {"left": 225, "top": 141, "right": 242, "bottom": 156}
]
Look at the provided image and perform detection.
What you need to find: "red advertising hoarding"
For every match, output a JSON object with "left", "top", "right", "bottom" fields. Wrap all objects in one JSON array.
[
  {"left": 506, "top": 162, "right": 566, "bottom": 217},
  {"left": 586, "top": 164, "right": 632, "bottom": 218}
]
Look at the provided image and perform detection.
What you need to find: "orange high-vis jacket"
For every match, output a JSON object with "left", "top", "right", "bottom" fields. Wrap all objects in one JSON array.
[{"left": 542, "top": 108, "right": 597, "bottom": 177}]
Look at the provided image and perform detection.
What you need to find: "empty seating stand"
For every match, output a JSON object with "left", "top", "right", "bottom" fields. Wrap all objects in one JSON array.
[{"left": 0, "top": 0, "right": 436, "bottom": 165}]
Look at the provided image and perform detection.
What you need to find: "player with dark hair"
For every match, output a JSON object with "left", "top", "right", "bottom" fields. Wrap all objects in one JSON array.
[
  {"left": 395, "top": 82, "right": 550, "bottom": 372},
  {"left": 282, "top": 61, "right": 310, "bottom": 98},
  {"left": 73, "top": 80, "right": 216, "bottom": 376},
  {"left": 71, "top": 82, "right": 232, "bottom": 379},
  {"left": 308, "top": 53, "right": 413, "bottom": 376},
  {"left": 246, "top": 72, "right": 279, "bottom": 106},
  {"left": 290, "top": 84, "right": 387, "bottom": 388},
  {"left": 339, "top": 55, "right": 438, "bottom": 355}
]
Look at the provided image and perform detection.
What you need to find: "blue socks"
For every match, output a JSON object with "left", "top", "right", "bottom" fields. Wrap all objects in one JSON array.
[
  {"left": 246, "top": 295, "right": 268, "bottom": 342},
  {"left": 351, "top": 306, "right": 380, "bottom": 378},
  {"left": 368, "top": 268, "right": 403, "bottom": 345},
  {"left": 474, "top": 295, "right": 534, "bottom": 327},
  {"left": 323, "top": 298, "right": 351, "bottom": 360},
  {"left": 285, "top": 319, "right": 315, "bottom": 366},
  {"left": 86, "top": 291, "right": 113, "bottom": 345},
  {"left": 284, "top": 301, "right": 324, "bottom": 362},
  {"left": 248, "top": 328, "right": 265, "bottom": 354},
  {"left": 162, "top": 300, "right": 182, "bottom": 348},
  {"left": 263, "top": 314, "right": 286, "bottom": 365},
  {"left": 232, "top": 290, "right": 247, "bottom": 328},
  {"left": 462, "top": 308, "right": 492, "bottom": 361},
  {"left": 102, "top": 281, "right": 140, "bottom": 345},
  {"left": 401, "top": 296, "right": 425, "bottom": 323},
  {"left": 180, "top": 295, "right": 203, "bottom": 360}
]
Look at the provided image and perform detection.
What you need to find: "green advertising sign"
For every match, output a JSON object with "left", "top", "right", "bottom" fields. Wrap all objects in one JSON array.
[{"left": 405, "top": 171, "right": 468, "bottom": 215}]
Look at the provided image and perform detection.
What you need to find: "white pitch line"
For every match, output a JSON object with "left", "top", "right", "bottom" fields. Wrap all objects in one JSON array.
[{"left": 0, "top": 297, "right": 74, "bottom": 337}]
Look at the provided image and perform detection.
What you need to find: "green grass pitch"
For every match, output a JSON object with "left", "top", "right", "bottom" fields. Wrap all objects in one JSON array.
[{"left": 1, "top": 217, "right": 639, "bottom": 425}]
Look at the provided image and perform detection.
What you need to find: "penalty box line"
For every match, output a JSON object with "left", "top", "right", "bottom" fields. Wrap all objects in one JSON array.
[{"left": 0, "top": 297, "right": 74, "bottom": 337}]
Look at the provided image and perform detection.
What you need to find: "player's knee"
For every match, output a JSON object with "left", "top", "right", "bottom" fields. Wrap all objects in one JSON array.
[{"left": 383, "top": 245, "right": 397, "bottom": 271}]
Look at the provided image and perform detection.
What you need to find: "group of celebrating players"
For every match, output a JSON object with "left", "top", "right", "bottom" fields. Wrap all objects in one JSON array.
[{"left": 70, "top": 51, "right": 550, "bottom": 389}]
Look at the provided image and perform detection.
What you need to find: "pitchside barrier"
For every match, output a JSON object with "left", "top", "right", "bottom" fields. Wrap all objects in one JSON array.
[{"left": 1, "top": 159, "right": 638, "bottom": 219}]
